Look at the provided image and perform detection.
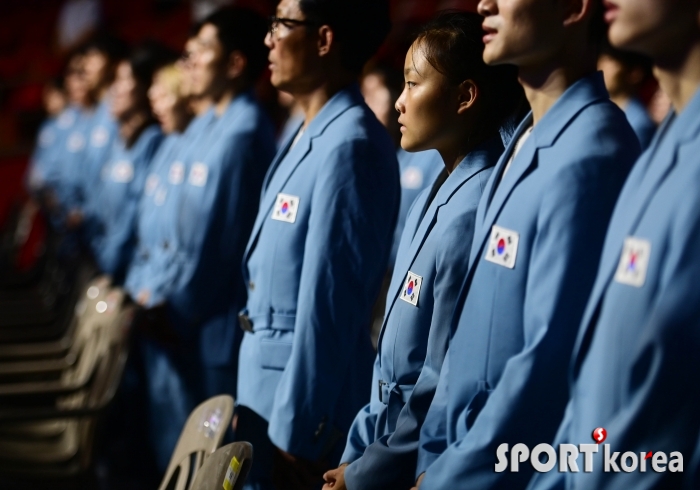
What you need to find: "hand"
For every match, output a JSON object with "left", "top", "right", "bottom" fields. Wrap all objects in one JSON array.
[
  {"left": 322, "top": 463, "right": 348, "bottom": 489},
  {"left": 410, "top": 472, "right": 425, "bottom": 490},
  {"left": 272, "top": 446, "right": 328, "bottom": 490}
]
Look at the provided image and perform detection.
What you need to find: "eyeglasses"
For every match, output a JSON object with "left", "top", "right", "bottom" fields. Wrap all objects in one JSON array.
[{"left": 267, "top": 15, "right": 318, "bottom": 37}]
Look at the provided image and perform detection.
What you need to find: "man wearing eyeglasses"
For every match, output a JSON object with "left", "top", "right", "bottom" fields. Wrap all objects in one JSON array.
[{"left": 235, "top": 1, "right": 398, "bottom": 489}]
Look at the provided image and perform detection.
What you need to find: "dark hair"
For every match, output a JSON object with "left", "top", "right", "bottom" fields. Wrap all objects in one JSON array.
[
  {"left": 128, "top": 41, "right": 179, "bottom": 89},
  {"left": 200, "top": 7, "right": 269, "bottom": 83},
  {"left": 415, "top": 11, "right": 526, "bottom": 144},
  {"left": 82, "top": 33, "right": 129, "bottom": 63},
  {"left": 299, "top": 0, "right": 392, "bottom": 74}
]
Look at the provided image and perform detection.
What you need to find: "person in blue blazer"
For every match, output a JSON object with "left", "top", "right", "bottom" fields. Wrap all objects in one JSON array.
[
  {"left": 413, "top": 1, "right": 641, "bottom": 489},
  {"left": 122, "top": 62, "right": 212, "bottom": 473},
  {"left": 27, "top": 79, "right": 70, "bottom": 198},
  {"left": 84, "top": 44, "right": 170, "bottom": 282},
  {"left": 321, "top": 13, "right": 525, "bottom": 490},
  {"left": 38, "top": 53, "right": 94, "bottom": 223},
  {"left": 598, "top": 43, "right": 657, "bottom": 150},
  {"left": 527, "top": 1, "right": 700, "bottom": 489},
  {"left": 70, "top": 35, "right": 127, "bottom": 220},
  {"left": 124, "top": 63, "right": 196, "bottom": 307},
  {"left": 235, "top": 1, "right": 398, "bottom": 488},
  {"left": 125, "top": 9, "right": 275, "bottom": 471}
]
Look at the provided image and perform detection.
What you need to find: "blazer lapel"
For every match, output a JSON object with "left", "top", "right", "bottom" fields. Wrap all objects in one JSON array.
[
  {"left": 571, "top": 93, "right": 700, "bottom": 375},
  {"left": 244, "top": 133, "right": 312, "bottom": 261},
  {"left": 244, "top": 84, "right": 364, "bottom": 262},
  {"left": 377, "top": 137, "right": 502, "bottom": 354},
  {"left": 469, "top": 73, "right": 610, "bottom": 269}
]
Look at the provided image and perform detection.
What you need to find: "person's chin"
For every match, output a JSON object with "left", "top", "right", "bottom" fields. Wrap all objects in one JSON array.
[
  {"left": 400, "top": 136, "right": 422, "bottom": 153},
  {"left": 607, "top": 25, "right": 640, "bottom": 53},
  {"left": 483, "top": 45, "right": 506, "bottom": 66}
]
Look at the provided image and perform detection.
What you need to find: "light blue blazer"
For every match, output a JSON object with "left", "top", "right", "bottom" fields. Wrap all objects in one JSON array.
[
  {"left": 44, "top": 105, "right": 93, "bottom": 213},
  {"left": 79, "top": 98, "right": 119, "bottom": 212},
  {"left": 166, "top": 92, "right": 276, "bottom": 367},
  {"left": 88, "top": 124, "right": 162, "bottom": 280},
  {"left": 124, "top": 109, "right": 216, "bottom": 307},
  {"left": 341, "top": 136, "right": 502, "bottom": 490},
  {"left": 237, "top": 84, "right": 400, "bottom": 461},
  {"left": 416, "top": 73, "right": 640, "bottom": 489},
  {"left": 529, "top": 88, "right": 700, "bottom": 490}
]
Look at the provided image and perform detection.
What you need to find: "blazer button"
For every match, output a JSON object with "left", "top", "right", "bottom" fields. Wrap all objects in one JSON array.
[{"left": 248, "top": 281, "right": 255, "bottom": 291}]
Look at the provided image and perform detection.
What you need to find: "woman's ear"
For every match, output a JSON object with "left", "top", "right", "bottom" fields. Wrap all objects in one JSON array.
[{"left": 457, "top": 79, "right": 478, "bottom": 115}]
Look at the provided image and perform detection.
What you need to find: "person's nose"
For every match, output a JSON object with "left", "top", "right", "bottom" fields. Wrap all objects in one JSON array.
[
  {"left": 395, "top": 88, "right": 407, "bottom": 114},
  {"left": 478, "top": 0, "right": 497, "bottom": 17},
  {"left": 264, "top": 31, "right": 274, "bottom": 49}
]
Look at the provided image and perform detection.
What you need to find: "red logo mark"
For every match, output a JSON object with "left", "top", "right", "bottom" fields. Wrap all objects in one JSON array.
[
  {"left": 592, "top": 427, "right": 607, "bottom": 444},
  {"left": 645, "top": 451, "right": 653, "bottom": 460}
]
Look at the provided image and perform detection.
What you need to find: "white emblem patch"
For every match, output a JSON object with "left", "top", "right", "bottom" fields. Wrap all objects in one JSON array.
[
  {"left": 67, "top": 132, "right": 86, "bottom": 153},
  {"left": 401, "top": 166, "right": 424, "bottom": 189},
  {"left": 91, "top": 126, "right": 109, "bottom": 147},
  {"left": 271, "top": 193, "right": 300, "bottom": 223},
  {"left": 189, "top": 162, "right": 208, "bottom": 187},
  {"left": 614, "top": 237, "right": 651, "bottom": 287},
  {"left": 111, "top": 161, "right": 134, "bottom": 183},
  {"left": 400, "top": 271, "right": 423, "bottom": 306},
  {"left": 154, "top": 187, "right": 167, "bottom": 206},
  {"left": 144, "top": 174, "right": 159, "bottom": 196},
  {"left": 485, "top": 225, "right": 519, "bottom": 269},
  {"left": 169, "top": 161, "right": 185, "bottom": 185}
]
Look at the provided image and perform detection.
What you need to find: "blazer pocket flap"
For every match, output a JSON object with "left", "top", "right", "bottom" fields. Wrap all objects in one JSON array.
[{"left": 260, "top": 338, "right": 293, "bottom": 370}]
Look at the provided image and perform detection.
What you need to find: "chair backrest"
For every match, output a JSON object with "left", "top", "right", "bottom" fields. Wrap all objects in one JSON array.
[
  {"left": 158, "top": 395, "right": 234, "bottom": 490},
  {"left": 190, "top": 442, "right": 253, "bottom": 490}
]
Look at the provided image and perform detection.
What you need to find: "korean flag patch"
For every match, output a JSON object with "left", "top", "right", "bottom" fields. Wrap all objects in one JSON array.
[
  {"left": 111, "top": 161, "right": 134, "bottom": 183},
  {"left": 189, "top": 162, "right": 208, "bottom": 187},
  {"left": 400, "top": 271, "right": 423, "bottom": 306},
  {"left": 169, "top": 161, "right": 185, "bottom": 185},
  {"left": 272, "top": 193, "right": 299, "bottom": 223},
  {"left": 485, "top": 225, "right": 519, "bottom": 269},
  {"left": 91, "top": 126, "right": 109, "bottom": 148},
  {"left": 614, "top": 237, "right": 651, "bottom": 287}
]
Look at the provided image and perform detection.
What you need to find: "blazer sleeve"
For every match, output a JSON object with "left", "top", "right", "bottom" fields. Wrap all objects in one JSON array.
[
  {"left": 420, "top": 160, "right": 623, "bottom": 489},
  {"left": 416, "top": 345, "right": 452, "bottom": 478},
  {"left": 341, "top": 356, "right": 382, "bottom": 465},
  {"left": 344, "top": 200, "right": 478, "bottom": 490},
  {"left": 267, "top": 138, "right": 399, "bottom": 461}
]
